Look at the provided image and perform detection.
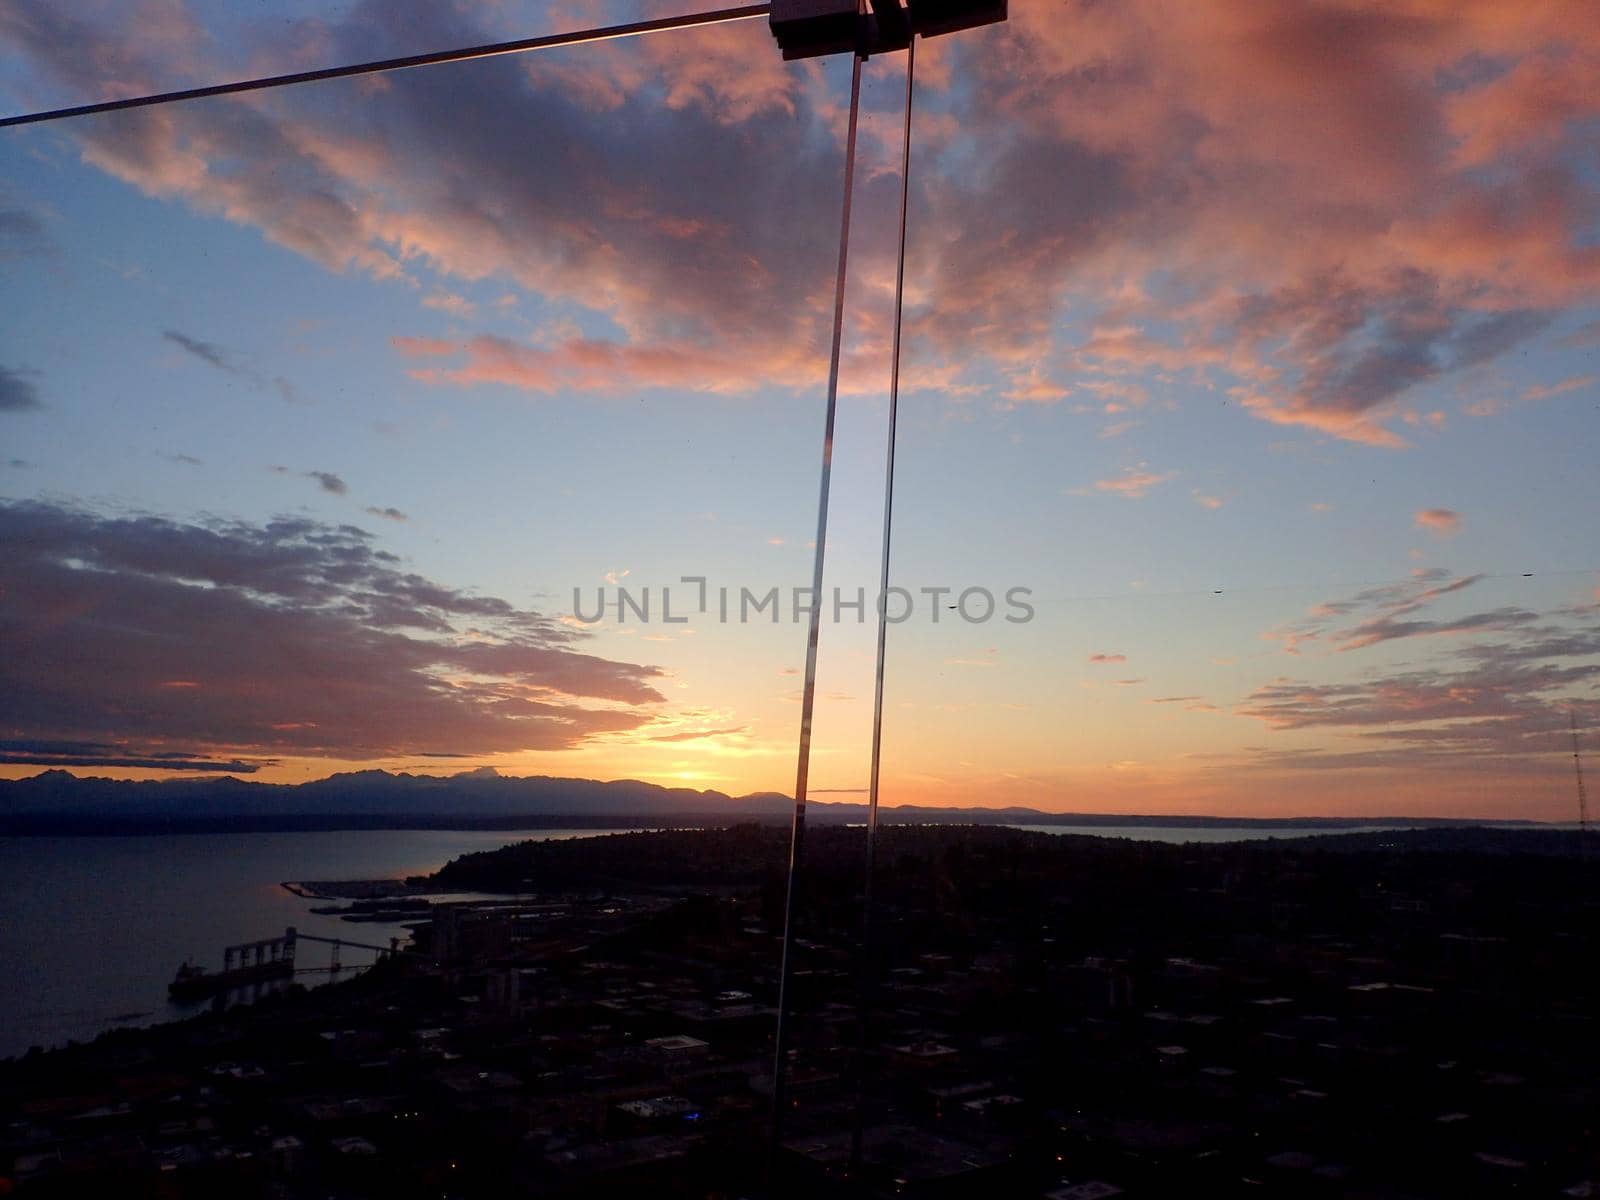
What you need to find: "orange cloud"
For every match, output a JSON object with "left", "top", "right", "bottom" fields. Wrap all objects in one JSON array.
[
  {"left": 1414, "top": 508, "right": 1462, "bottom": 536},
  {"left": 1522, "top": 374, "right": 1595, "bottom": 402},
  {"left": 913, "top": 1, "right": 1600, "bottom": 442},
  {"left": 1091, "top": 468, "right": 1177, "bottom": 499},
  {"left": 8, "top": 0, "right": 1600, "bottom": 444},
  {"left": 392, "top": 336, "right": 456, "bottom": 358}
]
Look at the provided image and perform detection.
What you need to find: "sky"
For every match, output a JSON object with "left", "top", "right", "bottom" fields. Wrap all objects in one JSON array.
[{"left": 1, "top": 0, "right": 1598, "bottom": 818}]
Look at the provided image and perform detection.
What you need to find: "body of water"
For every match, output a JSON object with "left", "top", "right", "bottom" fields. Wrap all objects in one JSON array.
[
  {"left": 0, "top": 828, "right": 626, "bottom": 1060},
  {"left": 0, "top": 821, "right": 1539, "bottom": 1058},
  {"left": 1006, "top": 822, "right": 1434, "bottom": 842}
]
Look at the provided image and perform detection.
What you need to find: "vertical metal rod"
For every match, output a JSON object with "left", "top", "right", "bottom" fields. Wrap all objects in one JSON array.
[
  {"left": 769, "top": 46, "right": 867, "bottom": 1172},
  {"left": 850, "top": 36, "right": 916, "bottom": 1174},
  {"left": 1573, "top": 708, "right": 1590, "bottom": 861}
]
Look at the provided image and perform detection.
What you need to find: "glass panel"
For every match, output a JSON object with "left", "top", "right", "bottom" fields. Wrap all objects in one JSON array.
[
  {"left": 0, "top": 6, "right": 864, "bottom": 1103},
  {"left": 5, "top": 3, "right": 1599, "bottom": 1198},
  {"left": 879, "top": 13, "right": 1600, "bottom": 817},
  {"left": 870, "top": 7, "right": 1600, "bottom": 1195}
]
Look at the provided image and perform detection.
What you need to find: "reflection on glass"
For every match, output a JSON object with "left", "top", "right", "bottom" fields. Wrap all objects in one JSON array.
[
  {"left": 1, "top": 21, "right": 859, "bottom": 792},
  {"left": 3, "top": 2, "right": 1600, "bottom": 1197}
]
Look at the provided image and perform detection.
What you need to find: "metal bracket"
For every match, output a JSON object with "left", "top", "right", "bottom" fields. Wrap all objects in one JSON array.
[{"left": 769, "top": 0, "right": 1004, "bottom": 60}]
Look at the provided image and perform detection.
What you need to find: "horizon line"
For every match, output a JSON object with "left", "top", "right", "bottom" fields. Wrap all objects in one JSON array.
[{"left": 0, "top": 766, "right": 1569, "bottom": 826}]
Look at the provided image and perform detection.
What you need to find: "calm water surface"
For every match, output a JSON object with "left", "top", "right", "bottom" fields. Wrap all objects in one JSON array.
[
  {"left": 0, "top": 821, "right": 1530, "bottom": 1058},
  {"left": 0, "top": 828, "right": 628, "bottom": 1059},
  {"left": 1006, "top": 823, "right": 1431, "bottom": 842}
]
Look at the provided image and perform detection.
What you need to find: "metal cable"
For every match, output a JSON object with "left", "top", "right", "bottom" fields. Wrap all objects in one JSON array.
[
  {"left": 769, "top": 43, "right": 866, "bottom": 1170},
  {"left": 0, "top": 5, "right": 771, "bottom": 129},
  {"left": 850, "top": 33, "right": 915, "bottom": 1175}
]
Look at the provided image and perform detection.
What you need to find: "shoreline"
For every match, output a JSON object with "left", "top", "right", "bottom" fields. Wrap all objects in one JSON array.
[{"left": 0, "top": 811, "right": 1559, "bottom": 838}]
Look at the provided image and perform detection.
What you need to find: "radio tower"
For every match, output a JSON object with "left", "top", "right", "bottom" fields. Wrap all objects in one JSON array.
[{"left": 1573, "top": 709, "right": 1590, "bottom": 850}]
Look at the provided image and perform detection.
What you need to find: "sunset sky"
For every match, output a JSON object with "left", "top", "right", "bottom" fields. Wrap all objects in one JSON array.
[{"left": 2, "top": 0, "right": 1598, "bottom": 818}]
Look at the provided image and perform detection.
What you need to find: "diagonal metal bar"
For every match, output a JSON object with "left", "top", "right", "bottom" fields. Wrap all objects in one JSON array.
[
  {"left": 849, "top": 33, "right": 916, "bottom": 1175},
  {"left": 769, "top": 40, "right": 866, "bottom": 1173},
  {"left": 0, "top": 5, "right": 771, "bottom": 129}
]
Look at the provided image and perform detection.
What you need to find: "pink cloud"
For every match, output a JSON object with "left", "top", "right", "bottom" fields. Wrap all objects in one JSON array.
[
  {"left": 1414, "top": 508, "right": 1462, "bottom": 536},
  {"left": 912, "top": 1, "right": 1600, "bottom": 442},
  {"left": 1466, "top": 372, "right": 1593, "bottom": 417},
  {"left": 0, "top": 500, "right": 666, "bottom": 764},
  {"left": 1265, "top": 568, "right": 1544, "bottom": 659},
  {"left": 5, "top": 0, "right": 1599, "bottom": 438},
  {"left": 1521, "top": 374, "right": 1595, "bottom": 402},
  {"left": 392, "top": 336, "right": 457, "bottom": 357},
  {"left": 0, "top": 2, "right": 859, "bottom": 402},
  {"left": 393, "top": 331, "right": 840, "bottom": 398},
  {"left": 1088, "top": 653, "right": 1127, "bottom": 664},
  {"left": 1001, "top": 369, "right": 1072, "bottom": 405},
  {"left": 1092, "top": 468, "right": 1177, "bottom": 499}
]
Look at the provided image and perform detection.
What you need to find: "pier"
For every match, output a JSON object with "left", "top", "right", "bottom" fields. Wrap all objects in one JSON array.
[
  {"left": 169, "top": 928, "right": 297, "bottom": 1001},
  {"left": 169, "top": 927, "right": 411, "bottom": 1002}
]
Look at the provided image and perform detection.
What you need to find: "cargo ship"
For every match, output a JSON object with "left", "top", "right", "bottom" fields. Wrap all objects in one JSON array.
[{"left": 168, "top": 945, "right": 296, "bottom": 1001}]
